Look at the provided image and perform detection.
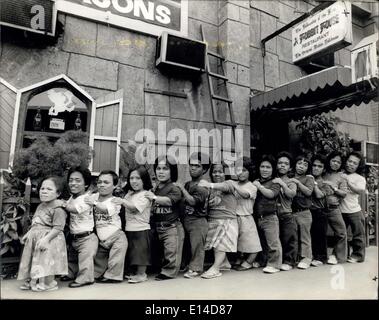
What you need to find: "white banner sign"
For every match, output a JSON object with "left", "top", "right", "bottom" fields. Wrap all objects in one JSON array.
[
  {"left": 55, "top": 0, "right": 188, "bottom": 36},
  {"left": 292, "top": 1, "right": 352, "bottom": 64}
]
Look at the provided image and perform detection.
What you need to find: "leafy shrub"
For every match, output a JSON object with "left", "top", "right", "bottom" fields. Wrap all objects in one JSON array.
[
  {"left": 296, "top": 114, "right": 351, "bottom": 158},
  {"left": 12, "top": 130, "right": 92, "bottom": 187},
  {"left": 0, "top": 199, "right": 28, "bottom": 257}
]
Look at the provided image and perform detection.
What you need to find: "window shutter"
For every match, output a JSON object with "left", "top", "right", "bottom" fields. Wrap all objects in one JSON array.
[{"left": 91, "top": 95, "right": 123, "bottom": 175}]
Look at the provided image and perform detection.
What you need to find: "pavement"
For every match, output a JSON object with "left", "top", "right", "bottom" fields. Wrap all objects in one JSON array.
[{"left": 1, "top": 246, "right": 378, "bottom": 300}]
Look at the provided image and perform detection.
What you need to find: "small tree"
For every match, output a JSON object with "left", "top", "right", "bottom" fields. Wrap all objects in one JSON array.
[
  {"left": 296, "top": 114, "right": 351, "bottom": 158},
  {"left": 12, "top": 130, "right": 93, "bottom": 187}
]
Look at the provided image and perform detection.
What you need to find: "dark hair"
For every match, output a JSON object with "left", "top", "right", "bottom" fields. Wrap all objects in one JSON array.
[
  {"left": 209, "top": 162, "right": 230, "bottom": 182},
  {"left": 127, "top": 166, "right": 153, "bottom": 191},
  {"left": 257, "top": 154, "right": 276, "bottom": 178},
  {"left": 98, "top": 170, "right": 119, "bottom": 186},
  {"left": 295, "top": 154, "right": 311, "bottom": 174},
  {"left": 326, "top": 150, "right": 344, "bottom": 173},
  {"left": 276, "top": 151, "right": 293, "bottom": 167},
  {"left": 241, "top": 156, "right": 254, "bottom": 181},
  {"left": 346, "top": 151, "right": 365, "bottom": 174},
  {"left": 38, "top": 176, "right": 64, "bottom": 196},
  {"left": 311, "top": 153, "right": 327, "bottom": 167},
  {"left": 188, "top": 152, "right": 211, "bottom": 173},
  {"left": 67, "top": 167, "right": 92, "bottom": 190},
  {"left": 154, "top": 155, "right": 178, "bottom": 182}
]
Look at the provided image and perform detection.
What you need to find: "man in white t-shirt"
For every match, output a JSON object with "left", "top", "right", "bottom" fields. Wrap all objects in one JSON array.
[
  {"left": 61, "top": 168, "right": 99, "bottom": 288},
  {"left": 85, "top": 170, "right": 128, "bottom": 283},
  {"left": 340, "top": 152, "right": 367, "bottom": 263}
]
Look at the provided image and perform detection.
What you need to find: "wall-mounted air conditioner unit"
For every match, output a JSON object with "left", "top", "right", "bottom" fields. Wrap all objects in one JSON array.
[{"left": 156, "top": 32, "right": 206, "bottom": 77}]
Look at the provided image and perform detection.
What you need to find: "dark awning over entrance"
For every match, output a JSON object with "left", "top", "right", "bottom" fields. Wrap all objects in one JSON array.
[{"left": 250, "top": 66, "right": 378, "bottom": 121}]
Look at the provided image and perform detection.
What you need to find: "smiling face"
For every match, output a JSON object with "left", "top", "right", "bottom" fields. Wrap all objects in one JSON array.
[
  {"left": 155, "top": 161, "right": 171, "bottom": 183},
  {"left": 97, "top": 174, "right": 116, "bottom": 196},
  {"left": 345, "top": 155, "right": 360, "bottom": 173},
  {"left": 129, "top": 170, "right": 143, "bottom": 191},
  {"left": 211, "top": 164, "right": 226, "bottom": 183},
  {"left": 329, "top": 155, "right": 342, "bottom": 172},
  {"left": 68, "top": 171, "right": 86, "bottom": 196},
  {"left": 277, "top": 157, "right": 291, "bottom": 176},
  {"left": 259, "top": 161, "right": 273, "bottom": 179},
  {"left": 39, "top": 179, "right": 60, "bottom": 203}
]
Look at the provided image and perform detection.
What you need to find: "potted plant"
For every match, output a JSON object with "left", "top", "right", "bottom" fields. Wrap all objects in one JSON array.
[{"left": 0, "top": 171, "right": 30, "bottom": 278}]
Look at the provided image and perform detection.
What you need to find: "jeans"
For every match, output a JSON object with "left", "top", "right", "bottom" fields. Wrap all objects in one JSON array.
[
  {"left": 310, "top": 208, "right": 328, "bottom": 263},
  {"left": 293, "top": 209, "right": 312, "bottom": 263},
  {"left": 278, "top": 212, "right": 298, "bottom": 266},
  {"left": 342, "top": 211, "right": 365, "bottom": 262},
  {"left": 183, "top": 216, "right": 208, "bottom": 273},
  {"left": 68, "top": 233, "right": 98, "bottom": 284},
  {"left": 256, "top": 214, "right": 282, "bottom": 269},
  {"left": 156, "top": 222, "right": 185, "bottom": 278},
  {"left": 94, "top": 230, "right": 128, "bottom": 281},
  {"left": 326, "top": 207, "right": 347, "bottom": 263}
]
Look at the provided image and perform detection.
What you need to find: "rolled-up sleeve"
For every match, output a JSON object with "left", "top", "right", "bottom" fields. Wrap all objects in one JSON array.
[{"left": 165, "top": 185, "right": 182, "bottom": 205}]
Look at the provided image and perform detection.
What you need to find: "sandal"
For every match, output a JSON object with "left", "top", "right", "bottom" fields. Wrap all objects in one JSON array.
[
  {"left": 235, "top": 261, "right": 253, "bottom": 271},
  {"left": 20, "top": 279, "right": 38, "bottom": 290},
  {"left": 32, "top": 280, "right": 58, "bottom": 292},
  {"left": 201, "top": 270, "right": 222, "bottom": 279},
  {"left": 20, "top": 281, "right": 31, "bottom": 290}
]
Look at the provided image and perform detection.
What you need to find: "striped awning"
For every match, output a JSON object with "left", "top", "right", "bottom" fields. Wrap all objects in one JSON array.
[{"left": 250, "top": 66, "right": 378, "bottom": 121}]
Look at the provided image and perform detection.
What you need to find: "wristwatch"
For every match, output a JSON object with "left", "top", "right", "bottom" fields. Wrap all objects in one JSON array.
[
  {"left": 153, "top": 195, "right": 157, "bottom": 201},
  {"left": 93, "top": 200, "right": 98, "bottom": 207},
  {"left": 210, "top": 183, "right": 214, "bottom": 190}
]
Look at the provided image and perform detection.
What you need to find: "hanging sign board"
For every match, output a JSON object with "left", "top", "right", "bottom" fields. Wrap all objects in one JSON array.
[
  {"left": 292, "top": 1, "right": 352, "bottom": 64},
  {"left": 55, "top": 0, "right": 188, "bottom": 36},
  {"left": 0, "top": 0, "right": 57, "bottom": 36},
  {"left": 49, "top": 118, "right": 65, "bottom": 130}
]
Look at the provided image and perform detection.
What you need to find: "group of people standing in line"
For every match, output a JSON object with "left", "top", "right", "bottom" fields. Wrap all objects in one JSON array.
[{"left": 16, "top": 149, "right": 367, "bottom": 292}]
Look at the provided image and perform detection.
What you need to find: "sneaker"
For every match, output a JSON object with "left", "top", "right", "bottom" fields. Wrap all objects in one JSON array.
[
  {"left": 280, "top": 264, "right": 293, "bottom": 271},
  {"left": 252, "top": 262, "right": 261, "bottom": 268},
  {"left": 297, "top": 261, "right": 311, "bottom": 269},
  {"left": 262, "top": 266, "right": 280, "bottom": 274},
  {"left": 327, "top": 255, "right": 338, "bottom": 265},
  {"left": 128, "top": 274, "right": 148, "bottom": 283},
  {"left": 311, "top": 260, "right": 324, "bottom": 267},
  {"left": 184, "top": 270, "right": 200, "bottom": 279},
  {"left": 347, "top": 256, "right": 359, "bottom": 263},
  {"left": 201, "top": 270, "right": 222, "bottom": 279}
]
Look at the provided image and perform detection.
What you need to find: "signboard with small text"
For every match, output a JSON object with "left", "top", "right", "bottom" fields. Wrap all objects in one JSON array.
[{"left": 292, "top": 1, "right": 352, "bottom": 64}]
